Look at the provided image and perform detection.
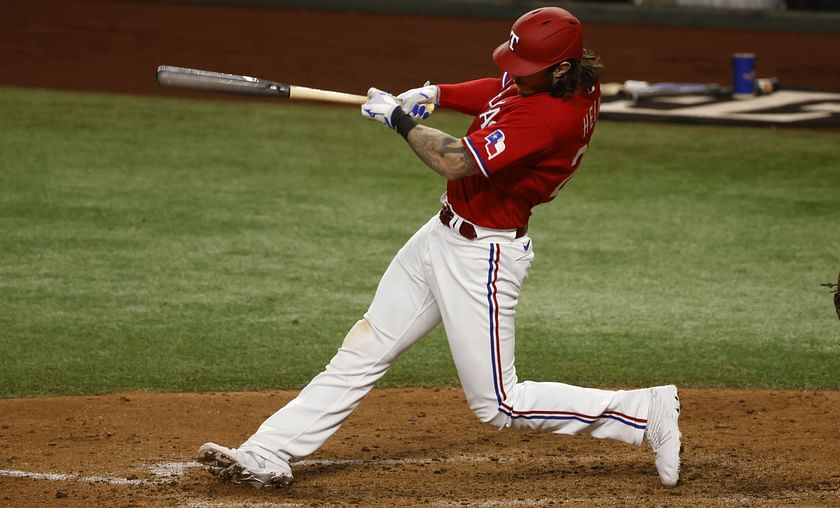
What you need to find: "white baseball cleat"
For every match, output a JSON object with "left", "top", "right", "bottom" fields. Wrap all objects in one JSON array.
[
  {"left": 197, "top": 442, "right": 293, "bottom": 489},
  {"left": 645, "top": 385, "right": 682, "bottom": 486}
]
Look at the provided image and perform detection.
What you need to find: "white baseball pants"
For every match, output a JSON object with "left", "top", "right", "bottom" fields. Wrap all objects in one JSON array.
[{"left": 244, "top": 213, "right": 651, "bottom": 464}]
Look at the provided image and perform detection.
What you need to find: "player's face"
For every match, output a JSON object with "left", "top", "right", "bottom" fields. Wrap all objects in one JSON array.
[
  {"left": 512, "top": 69, "right": 553, "bottom": 96},
  {"left": 512, "top": 62, "right": 573, "bottom": 96}
]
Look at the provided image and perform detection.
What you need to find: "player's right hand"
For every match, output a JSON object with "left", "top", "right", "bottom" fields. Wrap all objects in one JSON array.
[{"left": 397, "top": 81, "right": 439, "bottom": 120}]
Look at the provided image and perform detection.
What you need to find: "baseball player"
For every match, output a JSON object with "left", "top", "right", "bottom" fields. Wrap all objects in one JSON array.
[{"left": 197, "top": 7, "right": 682, "bottom": 489}]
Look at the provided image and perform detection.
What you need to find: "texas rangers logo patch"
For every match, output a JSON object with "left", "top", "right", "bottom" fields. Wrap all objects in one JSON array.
[{"left": 484, "top": 129, "right": 506, "bottom": 160}]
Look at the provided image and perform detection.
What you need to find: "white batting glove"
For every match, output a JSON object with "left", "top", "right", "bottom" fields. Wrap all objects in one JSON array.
[
  {"left": 397, "top": 81, "right": 439, "bottom": 120},
  {"left": 361, "top": 87, "right": 402, "bottom": 128}
]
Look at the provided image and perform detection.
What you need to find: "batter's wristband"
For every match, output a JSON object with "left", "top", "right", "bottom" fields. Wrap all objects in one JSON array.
[{"left": 390, "top": 107, "right": 417, "bottom": 139}]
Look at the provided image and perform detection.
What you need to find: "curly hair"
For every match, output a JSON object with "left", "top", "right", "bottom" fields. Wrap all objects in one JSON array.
[{"left": 550, "top": 48, "right": 603, "bottom": 99}]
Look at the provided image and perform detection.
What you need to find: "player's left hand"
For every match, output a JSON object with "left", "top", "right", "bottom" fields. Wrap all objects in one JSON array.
[
  {"left": 397, "top": 82, "right": 438, "bottom": 120},
  {"left": 361, "top": 88, "right": 402, "bottom": 128}
]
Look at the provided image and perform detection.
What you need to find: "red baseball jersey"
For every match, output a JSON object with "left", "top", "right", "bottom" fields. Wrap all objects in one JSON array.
[{"left": 438, "top": 75, "right": 601, "bottom": 230}]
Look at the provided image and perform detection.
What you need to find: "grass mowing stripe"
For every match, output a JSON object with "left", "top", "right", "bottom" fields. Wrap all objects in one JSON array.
[{"left": 0, "top": 86, "right": 838, "bottom": 396}]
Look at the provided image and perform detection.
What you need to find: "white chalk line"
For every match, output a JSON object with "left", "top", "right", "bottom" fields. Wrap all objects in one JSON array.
[
  {"left": 5, "top": 460, "right": 830, "bottom": 507},
  {"left": 1, "top": 455, "right": 571, "bottom": 508},
  {"left": 0, "top": 454, "right": 506, "bottom": 487},
  {"left": 0, "top": 468, "right": 148, "bottom": 486}
]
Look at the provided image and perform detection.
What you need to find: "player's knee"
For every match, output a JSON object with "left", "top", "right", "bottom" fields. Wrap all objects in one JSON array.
[
  {"left": 341, "top": 318, "right": 375, "bottom": 350},
  {"left": 326, "top": 318, "right": 381, "bottom": 373},
  {"left": 471, "top": 403, "right": 510, "bottom": 428}
]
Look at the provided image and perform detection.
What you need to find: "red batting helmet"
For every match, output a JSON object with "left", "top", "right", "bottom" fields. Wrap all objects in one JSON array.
[{"left": 492, "top": 7, "right": 584, "bottom": 76}]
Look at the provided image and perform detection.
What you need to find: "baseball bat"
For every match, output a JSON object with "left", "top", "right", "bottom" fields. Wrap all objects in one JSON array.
[
  {"left": 156, "top": 65, "right": 365, "bottom": 104},
  {"left": 156, "top": 65, "right": 436, "bottom": 113}
]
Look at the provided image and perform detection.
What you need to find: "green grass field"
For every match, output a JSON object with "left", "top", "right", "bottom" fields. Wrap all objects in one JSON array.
[{"left": 1, "top": 86, "right": 838, "bottom": 398}]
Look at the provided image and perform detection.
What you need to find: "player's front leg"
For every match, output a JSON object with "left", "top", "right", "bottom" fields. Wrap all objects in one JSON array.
[{"left": 239, "top": 216, "right": 443, "bottom": 463}]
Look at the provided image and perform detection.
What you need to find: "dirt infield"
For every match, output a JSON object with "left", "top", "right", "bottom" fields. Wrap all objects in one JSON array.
[
  {"left": 2, "top": 1, "right": 840, "bottom": 506},
  {"left": 1, "top": 388, "right": 839, "bottom": 507}
]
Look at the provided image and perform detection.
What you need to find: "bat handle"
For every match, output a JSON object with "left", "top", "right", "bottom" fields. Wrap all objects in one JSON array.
[{"left": 266, "top": 82, "right": 291, "bottom": 99}]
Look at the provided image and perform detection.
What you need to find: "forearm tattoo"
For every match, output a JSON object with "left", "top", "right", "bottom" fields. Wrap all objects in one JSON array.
[{"left": 406, "top": 125, "right": 479, "bottom": 179}]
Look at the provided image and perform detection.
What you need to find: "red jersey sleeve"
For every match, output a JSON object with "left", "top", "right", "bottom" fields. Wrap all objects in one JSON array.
[
  {"left": 461, "top": 106, "right": 555, "bottom": 177},
  {"left": 438, "top": 78, "right": 503, "bottom": 116}
]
